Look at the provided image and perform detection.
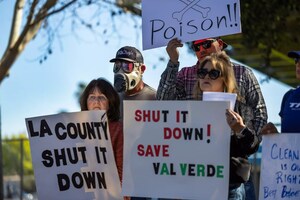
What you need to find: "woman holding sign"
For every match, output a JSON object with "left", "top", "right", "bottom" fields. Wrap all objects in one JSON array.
[
  {"left": 193, "top": 52, "right": 260, "bottom": 200},
  {"left": 80, "top": 78, "right": 124, "bottom": 184}
]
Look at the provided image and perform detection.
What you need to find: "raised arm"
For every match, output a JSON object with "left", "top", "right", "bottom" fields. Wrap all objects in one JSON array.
[{"left": 157, "top": 38, "right": 183, "bottom": 100}]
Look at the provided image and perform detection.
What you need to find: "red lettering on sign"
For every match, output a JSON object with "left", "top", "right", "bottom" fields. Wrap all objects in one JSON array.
[{"left": 137, "top": 144, "right": 170, "bottom": 157}]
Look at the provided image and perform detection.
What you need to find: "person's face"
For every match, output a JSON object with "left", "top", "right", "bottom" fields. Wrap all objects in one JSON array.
[
  {"left": 295, "top": 58, "right": 300, "bottom": 79},
  {"left": 113, "top": 60, "right": 144, "bottom": 92},
  {"left": 198, "top": 61, "right": 224, "bottom": 92},
  {"left": 87, "top": 88, "right": 109, "bottom": 111},
  {"left": 193, "top": 39, "right": 223, "bottom": 61}
]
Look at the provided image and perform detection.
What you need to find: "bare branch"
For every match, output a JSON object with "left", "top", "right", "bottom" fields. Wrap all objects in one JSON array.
[
  {"left": 44, "top": 0, "right": 76, "bottom": 19},
  {"left": 115, "top": 0, "right": 141, "bottom": 16},
  {"left": 8, "top": 0, "right": 25, "bottom": 48},
  {"left": 0, "top": 0, "right": 142, "bottom": 84},
  {"left": 0, "top": 0, "right": 76, "bottom": 84},
  {"left": 25, "top": 0, "right": 39, "bottom": 29}
]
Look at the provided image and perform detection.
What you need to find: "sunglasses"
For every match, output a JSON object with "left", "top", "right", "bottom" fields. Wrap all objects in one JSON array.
[
  {"left": 197, "top": 68, "right": 221, "bottom": 80},
  {"left": 192, "top": 39, "right": 216, "bottom": 52},
  {"left": 113, "top": 60, "right": 139, "bottom": 73},
  {"left": 295, "top": 58, "right": 300, "bottom": 64}
]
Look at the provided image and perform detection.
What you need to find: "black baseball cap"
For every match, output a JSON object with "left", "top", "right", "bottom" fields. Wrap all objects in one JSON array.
[
  {"left": 110, "top": 46, "right": 144, "bottom": 63},
  {"left": 287, "top": 51, "right": 300, "bottom": 58}
]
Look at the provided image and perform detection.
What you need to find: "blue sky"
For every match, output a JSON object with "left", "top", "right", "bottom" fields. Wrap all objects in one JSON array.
[{"left": 0, "top": 1, "right": 292, "bottom": 137}]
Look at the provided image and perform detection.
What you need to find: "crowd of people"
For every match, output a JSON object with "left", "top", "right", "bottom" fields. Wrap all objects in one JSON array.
[{"left": 78, "top": 37, "right": 299, "bottom": 200}]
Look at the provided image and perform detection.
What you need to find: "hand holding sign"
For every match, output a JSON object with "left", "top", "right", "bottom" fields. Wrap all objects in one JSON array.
[
  {"left": 122, "top": 101, "right": 231, "bottom": 199},
  {"left": 25, "top": 111, "right": 122, "bottom": 200},
  {"left": 142, "top": 0, "right": 242, "bottom": 50}
]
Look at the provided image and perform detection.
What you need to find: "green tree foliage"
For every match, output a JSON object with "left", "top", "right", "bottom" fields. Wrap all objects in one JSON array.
[
  {"left": 74, "top": 82, "right": 87, "bottom": 106},
  {"left": 3, "top": 134, "right": 33, "bottom": 176},
  {"left": 240, "top": 0, "right": 300, "bottom": 64},
  {"left": 2, "top": 0, "right": 298, "bottom": 86}
]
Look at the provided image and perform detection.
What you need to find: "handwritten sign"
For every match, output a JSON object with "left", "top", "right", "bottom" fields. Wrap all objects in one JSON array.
[
  {"left": 122, "top": 101, "right": 231, "bottom": 199},
  {"left": 259, "top": 134, "right": 300, "bottom": 200},
  {"left": 142, "top": 0, "right": 241, "bottom": 50},
  {"left": 25, "top": 111, "right": 122, "bottom": 200}
]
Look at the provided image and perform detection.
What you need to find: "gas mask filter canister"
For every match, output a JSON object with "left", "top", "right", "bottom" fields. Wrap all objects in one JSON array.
[{"left": 114, "top": 69, "right": 141, "bottom": 92}]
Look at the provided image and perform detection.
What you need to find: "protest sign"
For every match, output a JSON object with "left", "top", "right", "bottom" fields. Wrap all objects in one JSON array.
[
  {"left": 122, "top": 101, "right": 231, "bottom": 199},
  {"left": 142, "top": 0, "right": 241, "bottom": 50},
  {"left": 259, "top": 134, "right": 300, "bottom": 200},
  {"left": 25, "top": 110, "right": 122, "bottom": 200}
]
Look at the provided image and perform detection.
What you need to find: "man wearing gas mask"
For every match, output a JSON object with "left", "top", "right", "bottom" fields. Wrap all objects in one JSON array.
[{"left": 110, "top": 46, "right": 156, "bottom": 120}]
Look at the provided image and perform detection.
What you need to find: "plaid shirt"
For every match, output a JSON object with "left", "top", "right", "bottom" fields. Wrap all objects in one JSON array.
[{"left": 157, "top": 60, "right": 268, "bottom": 143}]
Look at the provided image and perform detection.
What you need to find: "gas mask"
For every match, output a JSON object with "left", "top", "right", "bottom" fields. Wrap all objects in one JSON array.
[{"left": 114, "top": 63, "right": 142, "bottom": 93}]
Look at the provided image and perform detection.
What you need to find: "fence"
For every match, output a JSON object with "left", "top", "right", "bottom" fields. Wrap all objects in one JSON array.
[{"left": 1, "top": 138, "right": 36, "bottom": 200}]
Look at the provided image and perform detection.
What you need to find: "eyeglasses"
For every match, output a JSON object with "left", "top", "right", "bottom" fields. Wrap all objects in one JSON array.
[
  {"left": 192, "top": 39, "right": 216, "bottom": 52},
  {"left": 88, "top": 95, "right": 107, "bottom": 102},
  {"left": 113, "top": 60, "right": 139, "bottom": 73},
  {"left": 295, "top": 58, "right": 300, "bottom": 64},
  {"left": 197, "top": 68, "right": 221, "bottom": 80}
]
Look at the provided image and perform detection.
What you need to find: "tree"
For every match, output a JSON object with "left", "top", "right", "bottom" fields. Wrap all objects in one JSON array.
[
  {"left": 74, "top": 81, "right": 87, "bottom": 106},
  {"left": 2, "top": 0, "right": 298, "bottom": 86},
  {"left": 240, "top": 0, "right": 300, "bottom": 67},
  {"left": 1, "top": 0, "right": 300, "bottom": 85},
  {"left": 2, "top": 134, "right": 32, "bottom": 176},
  {"left": 0, "top": 0, "right": 141, "bottom": 84},
  {"left": 2, "top": 134, "right": 37, "bottom": 193}
]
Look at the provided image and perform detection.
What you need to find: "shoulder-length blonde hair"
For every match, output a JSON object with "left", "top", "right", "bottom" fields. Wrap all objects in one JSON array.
[{"left": 193, "top": 51, "right": 239, "bottom": 100}]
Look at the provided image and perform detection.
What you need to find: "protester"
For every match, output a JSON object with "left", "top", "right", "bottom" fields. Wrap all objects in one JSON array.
[
  {"left": 157, "top": 37, "right": 268, "bottom": 200},
  {"left": 261, "top": 50, "right": 300, "bottom": 134},
  {"left": 193, "top": 51, "right": 260, "bottom": 199},
  {"left": 110, "top": 47, "right": 156, "bottom": 199},
  {"left": 110, "top": 46, "right": 156, "bottom": 119},
  {"left": 80, "top": 78, "right": 124, "bottom": 183}
]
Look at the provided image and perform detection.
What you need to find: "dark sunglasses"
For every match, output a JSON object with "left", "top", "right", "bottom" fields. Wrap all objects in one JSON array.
[
  {"left": 197, "top": 68, "right": 221, "bottom": 80},
  {"left": 192, "top": 39, "right": 216, "bottom": 52},
  {"left": 295, "top": 58, "right": 300, "bottom": 64},
  {"left": 113, "top": 60, "right": 139, "bottom": 73}
]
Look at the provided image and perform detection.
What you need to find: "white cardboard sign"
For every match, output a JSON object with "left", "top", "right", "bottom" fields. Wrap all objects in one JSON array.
[
  {"left": 122, "top": 101, "right": 231, "bottom": 199},
  {"left": 25, "top": 111, "right": 122, "bottom": 200},
  {"left": 259, "top": 133, "right": 300, "bottom": 200},
  {"left": 142, "top": 0, "right": 241, "bottom": 50}
]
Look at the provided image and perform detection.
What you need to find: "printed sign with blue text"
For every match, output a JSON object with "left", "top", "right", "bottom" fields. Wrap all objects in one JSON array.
[
  {"left": 259, "top": 134, "right": 300, "bottom": 200},
  {"left": 25, "top": 111, "right": 122, "bottom": 200},
  {"left": 142, "top": 0, "right": 241, "bottom": 50},
  {"left": 122, "top": 101, "right": 231, "bottom": 199}
]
